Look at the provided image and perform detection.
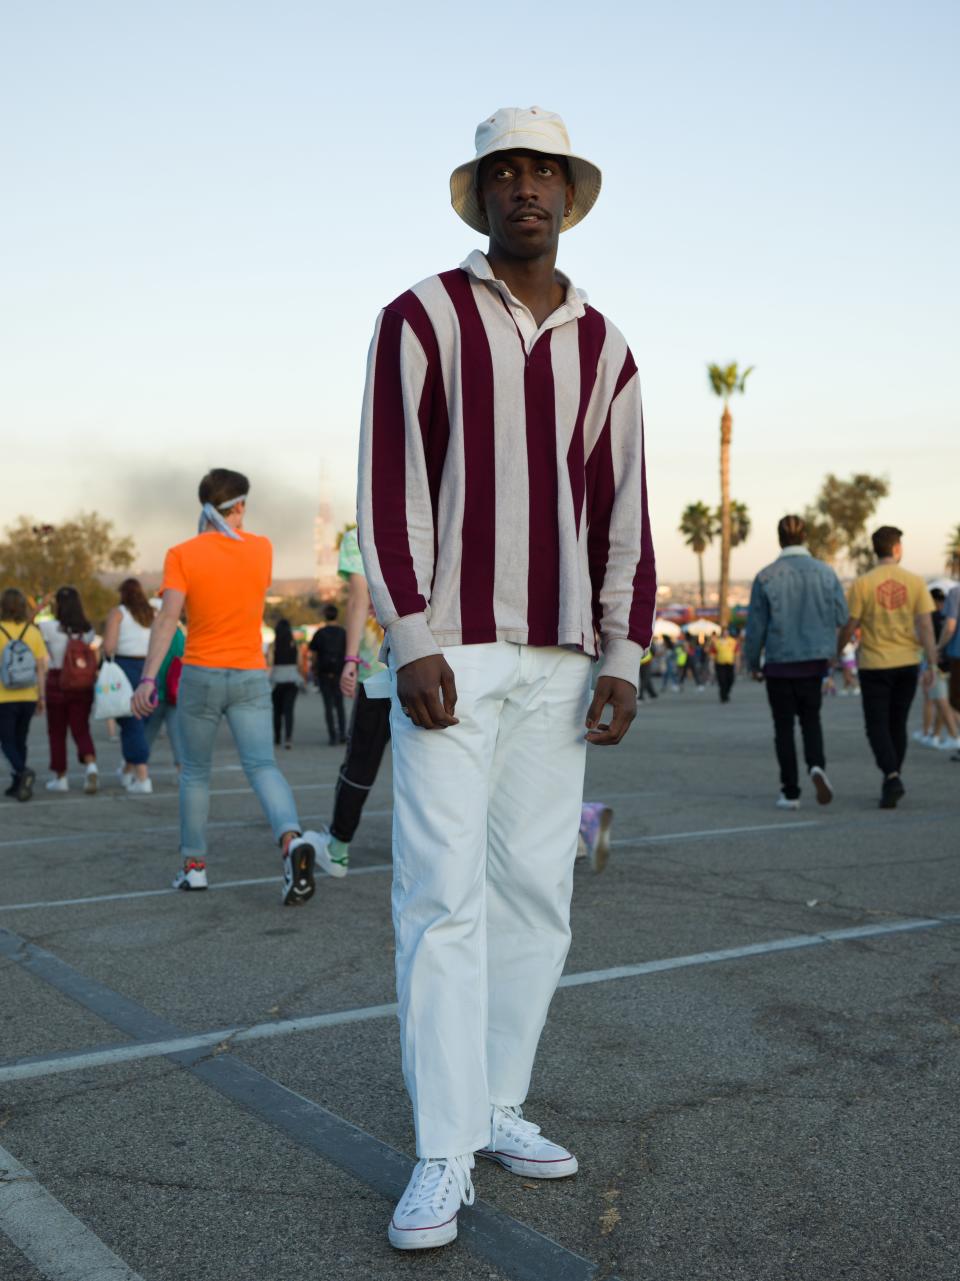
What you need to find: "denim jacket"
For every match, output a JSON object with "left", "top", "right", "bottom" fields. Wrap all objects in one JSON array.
[{"left": 744, "top": 547, "right": 848, "bottom": 670}]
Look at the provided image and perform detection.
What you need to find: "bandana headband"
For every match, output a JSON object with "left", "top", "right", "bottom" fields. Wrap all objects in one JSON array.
[{"left": 198, "top": 493, "right": 245, "bottom": 540}]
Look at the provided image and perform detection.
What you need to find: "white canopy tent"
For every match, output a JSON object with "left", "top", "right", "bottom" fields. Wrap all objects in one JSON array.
[
  {"left": 683, "top": 619, "right": 722, "bottom": 637},
  {"left": 652, "top": 617, "right": 682, "bottom": 638}
]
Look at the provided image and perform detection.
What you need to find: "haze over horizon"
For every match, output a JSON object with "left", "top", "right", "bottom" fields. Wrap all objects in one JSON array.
[{"left": 3, "top": 1, "right": 957, "bottom": 585}]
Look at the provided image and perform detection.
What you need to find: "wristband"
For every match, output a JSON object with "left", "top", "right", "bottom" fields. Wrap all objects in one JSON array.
[
  {"left": 344, "top": 656, "right": 361, "bottom": 665},
  {"left": 139, "top": 677, "right": 157, "bottom": 687}
]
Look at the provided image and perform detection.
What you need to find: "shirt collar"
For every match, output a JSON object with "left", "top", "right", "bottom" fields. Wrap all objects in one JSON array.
[
  {"left": 459, "top": 249, "right": 588, "bottom": 325},
  {"left": 778, "top": 546, "right": 812, "bottom": 559}
]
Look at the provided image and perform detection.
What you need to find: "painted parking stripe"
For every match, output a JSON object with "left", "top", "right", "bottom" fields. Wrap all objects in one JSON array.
[
  {"left": 0, "top": 927, "right": 599, "bottom": 1281},
  {"left": 4, "top": 913, "right": 960, "bottom": 1086},
  {"left": 0, "top": 1143, "right": 145, "bottom": 1281},
  {"left": 611, "top": 819, "right": 821, "bottom": 845},
  {"left": 0, "top": 863, "right": 393, "bottom": 914},
  {"left": 20, "top": 779, "right": 337, "bottom": 811}
]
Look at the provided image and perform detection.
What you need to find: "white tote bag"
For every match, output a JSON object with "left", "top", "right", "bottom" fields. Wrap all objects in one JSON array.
[{"left": 93, "top": 659, "right": 134, "bottom": 720}]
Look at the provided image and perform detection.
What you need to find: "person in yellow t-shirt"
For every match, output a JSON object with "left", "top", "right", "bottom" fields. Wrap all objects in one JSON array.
[
  {"left": 838, "top": 526, "right": 937, "bottom": 809},
  {"left": 711, "top": 628, "right": 739, "bottom": 703},
  {"left": 0, "top": 587, "right": 48, "bottom": 802}
]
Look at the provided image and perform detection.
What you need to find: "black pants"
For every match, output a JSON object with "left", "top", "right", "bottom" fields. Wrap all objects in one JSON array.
[
  {"left": 330, "top": 684, "right": 391, "bottom": 844},
  {"left": 317, "top": 673, "right": 346, "bottom": 744},
  {"left": 271, "top": 683, "right": 298, "bottom": 745},
  {"left": 0, "top": 702, "right": 35, "bottom": 782},
  {"left": 765, "top": 676, "right": 825, "bottom": 799},
  {"left": 639, "top": 665, "right": 657, "bottom": 700},
  {"left": 858, "top": 665, "right": 919, "bottom": 777},
  {"left": 716, "top": 664, "right": 735, "bottom": 702}
]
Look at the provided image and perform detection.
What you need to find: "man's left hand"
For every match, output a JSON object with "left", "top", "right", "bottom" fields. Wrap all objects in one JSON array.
[
  {"left": 921, "top": 666, "right": 936, "bottom": 691},
  {"left": 585, "top": 676, "right": 637, "bottom": 746}
]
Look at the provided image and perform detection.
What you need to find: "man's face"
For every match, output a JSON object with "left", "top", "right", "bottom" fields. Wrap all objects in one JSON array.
[{"left": 477, "top": 150, "right": 575, "bottom": 259}]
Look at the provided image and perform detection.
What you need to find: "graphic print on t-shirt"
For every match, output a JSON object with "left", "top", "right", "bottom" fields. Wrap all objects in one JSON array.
[{"left": 877, "top": 579, "right": 908, "bottom": 611}]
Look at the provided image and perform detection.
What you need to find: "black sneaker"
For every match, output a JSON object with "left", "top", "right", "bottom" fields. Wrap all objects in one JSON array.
[
  {"left": 16, "top": 767, "right": 35, "bottom": 802},
  {"left": 4, "top": 781, "right": 17, "bottom": 799},
  {"left": 282, "top": 833, "right": 317, "bottom": 905},
  {"left": 880, "top": 776, "right": 905, "bottom": 809}
]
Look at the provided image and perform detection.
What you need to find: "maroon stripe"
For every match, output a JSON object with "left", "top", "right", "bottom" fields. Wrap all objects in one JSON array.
[
  {"left": 384, "top": 292, "right": 450, "bottom": 575},
  {"left": 440, "top": 269, "right": 497, "bottom": 641},
  {"left": 567, "top": 306, "right": 607, "bottom": 536},
  {"left": 524, "top": 331, "right": 560, "bottom": 646},
  {"left": 626, "top": 392, "right": 657, "bottom": 647},
  {"left": 585, "top": 405, "right": 615, "bottom": 635},
  {"left": 370, "top": 309, "right": 426, "bottom": 617}
]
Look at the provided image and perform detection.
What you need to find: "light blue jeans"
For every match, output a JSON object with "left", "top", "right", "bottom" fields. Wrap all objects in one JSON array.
[
  {"left": 177, "top": 666, "right": 301, "bottom": 858},
  {"left": 143, "top": 702, "right": 182, "bottom": 766}
]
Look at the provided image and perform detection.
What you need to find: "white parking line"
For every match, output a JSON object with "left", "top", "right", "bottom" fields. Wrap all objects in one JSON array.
[
  {"left": 0, "top": 1142, "right": 145, "bottom": 1279},
  {"left": 19, "top": 780, "right": 336, "bottom": 811},
  {"left": 3, "top": 913, "right": 958, "bottom": 1085},
  {"left": 611, "top": 820, "right": 820, "bottom": 846},
  {"left": 0, "top": 864, "right": 393, "bottom": 913}
]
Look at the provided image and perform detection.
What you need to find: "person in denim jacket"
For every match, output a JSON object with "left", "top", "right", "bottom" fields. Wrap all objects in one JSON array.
[{"left": 744, "top": 515, "right": 849, "bottom": 808}]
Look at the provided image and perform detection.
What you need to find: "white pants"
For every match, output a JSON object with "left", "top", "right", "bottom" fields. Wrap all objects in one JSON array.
[{"left": 389, "top": 642, "right": 591, "bottom": 1157}]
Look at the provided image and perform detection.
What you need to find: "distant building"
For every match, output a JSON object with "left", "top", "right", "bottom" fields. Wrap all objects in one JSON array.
[{"left": 314, "top": 483, "right": 340, "bottom": 594}]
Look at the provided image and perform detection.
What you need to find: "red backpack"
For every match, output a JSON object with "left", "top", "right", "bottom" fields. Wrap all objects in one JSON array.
[{"left": 60, "top": 635, "right": 98, "bottom": 691}]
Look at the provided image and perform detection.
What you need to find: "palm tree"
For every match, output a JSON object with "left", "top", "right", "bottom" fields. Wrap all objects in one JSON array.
[
  {"left": 708, "top": 362, "right": 754, "bottom": 626},
  {"left": 679, "top": 501, "right": 715, "bottom": 609},
  {"left": 945, "top": 524, "right": 960, "bottom": 578},
  {"left": 728, "top": 500, "right": 751, "bottom": 548}
]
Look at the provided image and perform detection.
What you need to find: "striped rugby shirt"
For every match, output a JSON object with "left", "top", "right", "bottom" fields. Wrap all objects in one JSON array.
[{"left": 357, "top": 250, "right": 656, "bottom": 688}]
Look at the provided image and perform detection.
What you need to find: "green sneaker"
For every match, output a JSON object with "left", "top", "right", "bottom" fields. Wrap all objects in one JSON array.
[{"left": 316, "top": 828, "right": 349, "bottom": 879}]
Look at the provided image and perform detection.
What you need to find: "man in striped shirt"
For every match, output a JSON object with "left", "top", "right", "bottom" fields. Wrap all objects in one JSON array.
[{"left": 358, "top": 107, "right": 656, "bottom": 1251}]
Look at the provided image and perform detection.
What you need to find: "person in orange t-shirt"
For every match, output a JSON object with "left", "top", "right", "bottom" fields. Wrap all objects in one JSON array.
[{"left": 131, "top": 469, "right": 321, "bottom": 904}]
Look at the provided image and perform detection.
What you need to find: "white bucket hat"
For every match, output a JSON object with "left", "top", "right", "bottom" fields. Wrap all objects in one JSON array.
[{"left": 450, "top": 106, "right": 602, "bottom": 235}]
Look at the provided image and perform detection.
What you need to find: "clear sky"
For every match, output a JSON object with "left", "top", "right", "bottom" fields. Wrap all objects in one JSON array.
[{"left": 3, "top": 0, "right": 958, "bottom": 583}]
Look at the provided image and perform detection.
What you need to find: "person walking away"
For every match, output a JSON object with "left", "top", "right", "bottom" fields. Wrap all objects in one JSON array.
[
  {"left": 359, "top": 107, "right": 655, "bottom": 1250},
  {"left": 838, "top": 640, "right": 859, "bottom": 695},
  {"left": 938, "top": 583, "right": 960, "bottom": 718},
  {"left": 311, "top": 525, "right": 388, "bottom": 877},
  {"left": 143, "top": 618, "right": 185, "bottom": 770},
  {"left": 130, "top": 469, "right": 320, "bottom": 903},
  {"left": 713, "top": 627, "right": 737, "bottom": 703},
  {"left": 838, "top": 525, "right": 937, "bottom": 809},
  {"left": 744, "top": 515, "right": 848, "bottom": 809},
  {"left": 102, "top": 579, "right": 155, "bottom": 794},
  {"left": 309, "top": 603, "right": 347, "bottom": 745},
  {"left": 0, "top": 588, "right": 47, "bottom": 801},
  {"left": 270, "top": 618, "right": 301, "bottom": 749},
  {"left": 675, "top": 642, "right": 689, "bottom": 690},
  {"left": 914, "top": 588, "right": 960, "bottom": 750},
  {"left": 38, "top": 587, "right": 99, "bottom": 793}
]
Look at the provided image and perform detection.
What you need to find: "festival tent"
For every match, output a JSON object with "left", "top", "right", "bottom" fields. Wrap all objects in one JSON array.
[
  {"left": 652, "top": 617, "right": 682, "bottom": 637},
  {"left": 683, "top": 618, "right": 722, "bottom": 636}
]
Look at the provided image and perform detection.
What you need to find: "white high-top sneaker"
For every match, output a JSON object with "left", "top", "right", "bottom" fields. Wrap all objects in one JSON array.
[
  {"left": 478, "top": 1105, "right": 578, "bottom": 1179},
  {"left": 388, "top": 1155, "right": 475, "bottom": 1250}
]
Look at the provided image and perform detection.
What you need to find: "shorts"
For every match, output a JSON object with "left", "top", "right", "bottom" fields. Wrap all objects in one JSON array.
[{"left": 925, "top": 673, "right": 948, "bottom": 702}]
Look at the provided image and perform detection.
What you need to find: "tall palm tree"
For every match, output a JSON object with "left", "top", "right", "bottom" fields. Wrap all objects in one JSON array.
[
  {"left": 679, "top": 501, "right": 715, "bottom": 609},
  {"left": 945, "top": 523, "right": 960, "bottom": 578},
  {"left": 708, "top": 362, "right": 754, "bottom": 626}
]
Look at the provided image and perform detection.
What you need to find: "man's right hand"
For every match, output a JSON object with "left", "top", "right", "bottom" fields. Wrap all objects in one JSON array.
[{"left": 396, "top": 654, "right": 459, "bottom": 730}]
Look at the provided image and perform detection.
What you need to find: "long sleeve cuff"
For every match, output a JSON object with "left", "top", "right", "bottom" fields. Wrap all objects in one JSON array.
[
  {"left": 598, "top": 637, "right": 645, "bottom": 690},
  {"left": 385, "top": 612, "right": 442, "bottom": 669}
]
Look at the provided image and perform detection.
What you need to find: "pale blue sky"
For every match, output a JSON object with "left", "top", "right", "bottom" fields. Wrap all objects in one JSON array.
[{"left": 2, "top": 0, "right": 957, "bottom": 581}]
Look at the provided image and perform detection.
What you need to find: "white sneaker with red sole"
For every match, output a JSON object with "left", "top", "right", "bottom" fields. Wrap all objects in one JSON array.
[
  {"left": 478, "top": 1105, "right": 578, "bottom": 1179},
  {"left": 172, "top": 860, "right": 208, "bottom": 890},
  {"left": 388, "top": 1154, "right": 475, "bottom": 1250}
]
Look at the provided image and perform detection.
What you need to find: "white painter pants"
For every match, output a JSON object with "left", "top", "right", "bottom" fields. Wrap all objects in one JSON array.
[{"left": 388, "top": 642, "right": 591, "bottom": 1157}]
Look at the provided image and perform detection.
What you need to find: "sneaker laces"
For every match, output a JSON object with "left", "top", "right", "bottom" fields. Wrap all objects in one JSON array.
[
  {"left": 402, "top": 1155, "right": 475, "bottom": 1215},
  {"left": 493, "top": 1104, "right": 541, "bottom": 1150}
]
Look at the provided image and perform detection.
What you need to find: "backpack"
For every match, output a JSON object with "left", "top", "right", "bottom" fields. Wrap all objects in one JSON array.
[
  {"left": 60, "top": 634, "right": 98, "bottom": 691},
  {"left": 310, "top": 625, "right": 345, "bottom": 677},
  {"left": 0, "top": 624, "right": 38, "bottom": 691}
]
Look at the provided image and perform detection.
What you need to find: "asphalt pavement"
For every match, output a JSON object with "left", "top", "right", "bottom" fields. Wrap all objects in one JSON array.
[{"left": 1, "top": 676, "right": 958, "bottom": 1281}]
